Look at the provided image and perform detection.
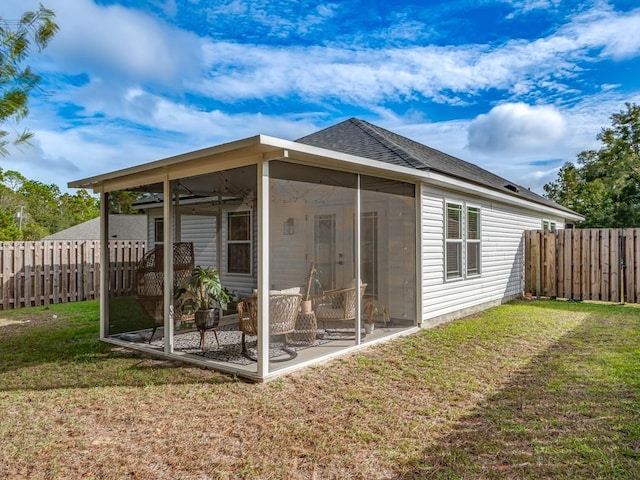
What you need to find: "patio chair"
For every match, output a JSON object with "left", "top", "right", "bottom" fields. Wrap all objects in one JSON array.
[
  {"left": 135, "top": 242, "right": 195, "bottom": 343},
  {"left": 311, "top": 283, "right": 367, "bottom": 330},
  {"left": 237, "top": 292, "right": 302, "bottom": 361}
]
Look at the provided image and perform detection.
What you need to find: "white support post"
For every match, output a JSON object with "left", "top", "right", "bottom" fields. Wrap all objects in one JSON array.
[
  {"left": 174, "top": 191, "right": 181, "bottom": 242},
  {"left": 163, "top": 177, "right": 175, "bottom": 353},
  {"left": 99, "top": 191, "right": 109, "bottom": 340},
  {"left": 257, "top": 160, "right": 270, "bottom": 376},
  {"left": 355, "top": 176, "right": 362, "bottom": 345}
]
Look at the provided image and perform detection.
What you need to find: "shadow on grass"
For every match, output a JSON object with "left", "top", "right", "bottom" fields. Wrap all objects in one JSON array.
[
  {"left": 0, "top": 300, "right": 239, "bottom": 391},
  {"left": 395, "top": 307, "right": 640, "bottom": 479}
]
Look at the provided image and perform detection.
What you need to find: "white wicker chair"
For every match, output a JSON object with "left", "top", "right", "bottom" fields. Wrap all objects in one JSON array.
[
  {"left": 237, "top": 293, "right": 302, "bottom": 361},
  {"left": 311, "top": 283, "right": 367, "bottom": 329}
]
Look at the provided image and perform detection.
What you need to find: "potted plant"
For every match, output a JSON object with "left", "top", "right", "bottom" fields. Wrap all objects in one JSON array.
[
  {"left": 363, "top": 298, "right": 388, "bottom": 334},
  {"left": 186, "top": 265, "right": 231, "bottom": 329},
  {"left": 302, "top": 262, "right": 320, "bottom": 314}
]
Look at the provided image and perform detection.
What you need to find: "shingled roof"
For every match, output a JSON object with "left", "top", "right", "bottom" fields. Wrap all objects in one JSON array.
[{"left": 296, "top": 118, "right": 574, "bottom": 214}]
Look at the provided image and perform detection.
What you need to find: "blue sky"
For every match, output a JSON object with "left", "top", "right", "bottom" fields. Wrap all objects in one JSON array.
[{"left": 2, "top": 0, "right": 640, "bottom": 194}]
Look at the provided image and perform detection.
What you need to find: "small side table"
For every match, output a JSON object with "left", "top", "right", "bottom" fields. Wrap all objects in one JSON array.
[{"left": 286, "top": 311, "right": 317, "bottom": 345}]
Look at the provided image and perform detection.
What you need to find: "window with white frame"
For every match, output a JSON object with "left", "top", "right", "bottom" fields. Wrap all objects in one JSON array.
[
  {"left": 445, "top": 202, "right": 481, "bottom": 280},
  {"left": 466, "top": 207, "right": 481, "bottom": 276},
  {"left": 445, "top": 204, "right": 463, "bottom": 279},
  {"left": 542, "top": 220, "right": 557, "bottom": 232},
  {"left": 227, "top": 211, "right": 251, "bottom": 274},
  {"left": 154, "top": 218, "right": 164, "bottom": 245}
]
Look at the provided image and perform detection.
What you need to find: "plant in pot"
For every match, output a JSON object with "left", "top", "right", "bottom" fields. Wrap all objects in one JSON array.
[
  {"left": 186, "top": 265, "right": 231, "bottom": 330},
  {"left": 363, "top": 298, "right": 388, "bottom": 334},
  {"left": 302, "top": 262, "right": 321, "bottom": 314}
]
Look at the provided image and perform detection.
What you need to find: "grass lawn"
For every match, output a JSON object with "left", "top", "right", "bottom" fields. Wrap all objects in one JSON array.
[{"left": 0, "top": 299, "right": 638, "bottom": 479}]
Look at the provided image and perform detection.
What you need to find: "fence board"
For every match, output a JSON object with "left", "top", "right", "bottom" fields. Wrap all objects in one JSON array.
[
  {"left": 625, "top": 229, "right": 634, "bottom": 303},
  {"left": 563, "top": 230, "right": 572, "bottom": 298},
  {"left": 525, "top": 228, "right": 640, "bottom": 304},
  {"left": 636, "top": 230, "right": 640, "bottom": 303},
  {"left": 544, "top": 232, "right": 556, "bottom": 297},
  {"left": 0, "top": 240, "right": 146, "bottom": 310},
  {"left": 14, "top": 243, "right": 24, "bottom": 308},
  {"left": 611, "top": 229, "right": 619, "bottom": 302},
  {"left": 590, "top": 229, "right": 600, "bottom": 301}
]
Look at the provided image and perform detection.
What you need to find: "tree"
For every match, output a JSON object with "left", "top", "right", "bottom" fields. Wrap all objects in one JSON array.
[
  {"left": 59, "top": 190, "right": 100, "bottom": 230},
  {"left": 108, "top": 190, "right": 144, "bottom": 214},
  {"left": 544, "top": 103, "right": 640, "bottom": 227},
  {"left": 0, "top": 4, "right": 58, "bottom": 155},
  {"left": 0, "top": 167, "right": 99, "bottom": 240}
]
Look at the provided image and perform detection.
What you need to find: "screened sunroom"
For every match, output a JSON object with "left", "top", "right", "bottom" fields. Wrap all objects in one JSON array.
[{"left": 70, "top": 135, "right": 420, "bottom": 381}]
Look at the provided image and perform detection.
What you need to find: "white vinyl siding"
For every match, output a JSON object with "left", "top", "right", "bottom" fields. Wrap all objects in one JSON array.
[
  {"left": 181, "top": 214, "right": 217, "bottom": 269},
  {"left": 268, "top": 199, "right": 309, "bottom": 291},
  {"left": 148, "top": 213, "right": 217, "bottom": 268},
  {"left": 422, "top": 184, "right": 564, "bottom": 324}
]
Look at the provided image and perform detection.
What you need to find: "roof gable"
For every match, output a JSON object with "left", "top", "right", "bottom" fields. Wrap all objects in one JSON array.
[{"left": 296, "top": 118, "right": 572, "bottom": 214}]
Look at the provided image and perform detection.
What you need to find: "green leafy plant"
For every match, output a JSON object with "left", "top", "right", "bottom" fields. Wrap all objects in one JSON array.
[{"left": 186, "top": 265, "right": 230, "bottom": 311}]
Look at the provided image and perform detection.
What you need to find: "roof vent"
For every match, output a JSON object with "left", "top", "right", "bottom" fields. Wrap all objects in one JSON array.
[{"left": 504, "top": 184, "right": 519, "bottom": 193}]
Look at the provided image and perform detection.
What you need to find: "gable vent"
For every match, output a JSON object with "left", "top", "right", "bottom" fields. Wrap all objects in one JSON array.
[{"left": 504, "top": 184, "right": 519, "bottom": 193}]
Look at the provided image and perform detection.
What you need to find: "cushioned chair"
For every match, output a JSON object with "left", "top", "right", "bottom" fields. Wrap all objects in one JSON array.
[
  {"left": 237, "top": 292, "right": 302, "bottom": 361},
  {"left": 311, "top": 283, "right": 367, "bottom": 329},
  {"left": 135, "top": 242, "right": 194, "bottom": 343}
]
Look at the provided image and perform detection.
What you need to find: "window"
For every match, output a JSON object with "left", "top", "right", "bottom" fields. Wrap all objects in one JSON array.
[
  {"left": 445, "top": 204, "right": 462, "bottom": 279},
  {"left": 445, "top": 203, "right": 481, "bottom": 280},
  {"left": 467, "top": 207, "right": 480, "bottom": 276},
  {"left": 542, "top": 220, "right": 556, "bottom": 232},
  {"left": 227, "top": 211, "right": 251, "bottom": 274},
  {"left": 154, "top": 218, "right": 164, "bottom": 245}
]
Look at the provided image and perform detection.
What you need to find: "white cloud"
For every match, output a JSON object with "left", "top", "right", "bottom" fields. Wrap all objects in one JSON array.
[
  {"left": 14, "top": 0, "right": 638, "bottom": 110},
  {"left": 467, "top": 103, "right": 568, "bottom": 153},
  {"left": 203, "top": 0, "right": 340, "bottom": 39},
  {"left": 32, "top": 0, "right": 204, "bottom": 87},
  {"left": 564, "top": 5, "right": 640, "bottom": 59},
  {"left": 191, "top": 5, "right": 640, "bottom": 106},
  {"left": 504, "top": 0, "right": 562, "bottom": 19}
]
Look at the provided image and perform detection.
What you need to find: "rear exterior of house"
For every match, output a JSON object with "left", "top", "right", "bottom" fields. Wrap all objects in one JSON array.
[
  {"left": 296, "top": 119, "right": 578, "bottom": 327},
  {"left": 69, "top": 118, "right": 582, "bottom": 381}
]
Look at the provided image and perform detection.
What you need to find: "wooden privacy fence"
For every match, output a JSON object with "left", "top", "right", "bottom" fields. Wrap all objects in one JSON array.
[
  {"left": 0, "top": 240, "right": 146, "bottom": 310},
  {"left": 524, "top": 229, "right": 640, "bottom": 303}
]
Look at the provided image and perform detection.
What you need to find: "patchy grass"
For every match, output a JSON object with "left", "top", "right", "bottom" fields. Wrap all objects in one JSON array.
[{"left": 1, "top": 299, "right": 639, "bottom": 479}]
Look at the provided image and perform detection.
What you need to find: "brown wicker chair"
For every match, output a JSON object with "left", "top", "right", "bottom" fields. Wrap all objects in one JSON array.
[
  {"left": 135, "top": 242, "right": 195, "bottom": 343},
  {"left": 311, "top": 283, "right": 367, "bottom": 329},
  {"left": 237, "top": 293, "right": 302, "bottom": 361}
]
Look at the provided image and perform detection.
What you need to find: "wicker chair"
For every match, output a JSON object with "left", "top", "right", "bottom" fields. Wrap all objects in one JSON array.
[
  {"left": 135, "top": 242, "right": 195, "bottom": 343},
  {"left": 311, "top": 283, "right": 367, "bottom": 329},
  {"left": 237, "top": 293, "right": 302, "bottom": 361}
]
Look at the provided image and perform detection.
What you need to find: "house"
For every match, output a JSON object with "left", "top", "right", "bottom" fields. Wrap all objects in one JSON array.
[
  {"left": 69, "top": 118, "right": 583, "bottom": 381},
  {"left": 43, "top": 214, "right": 147, "bottom": 241}
]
